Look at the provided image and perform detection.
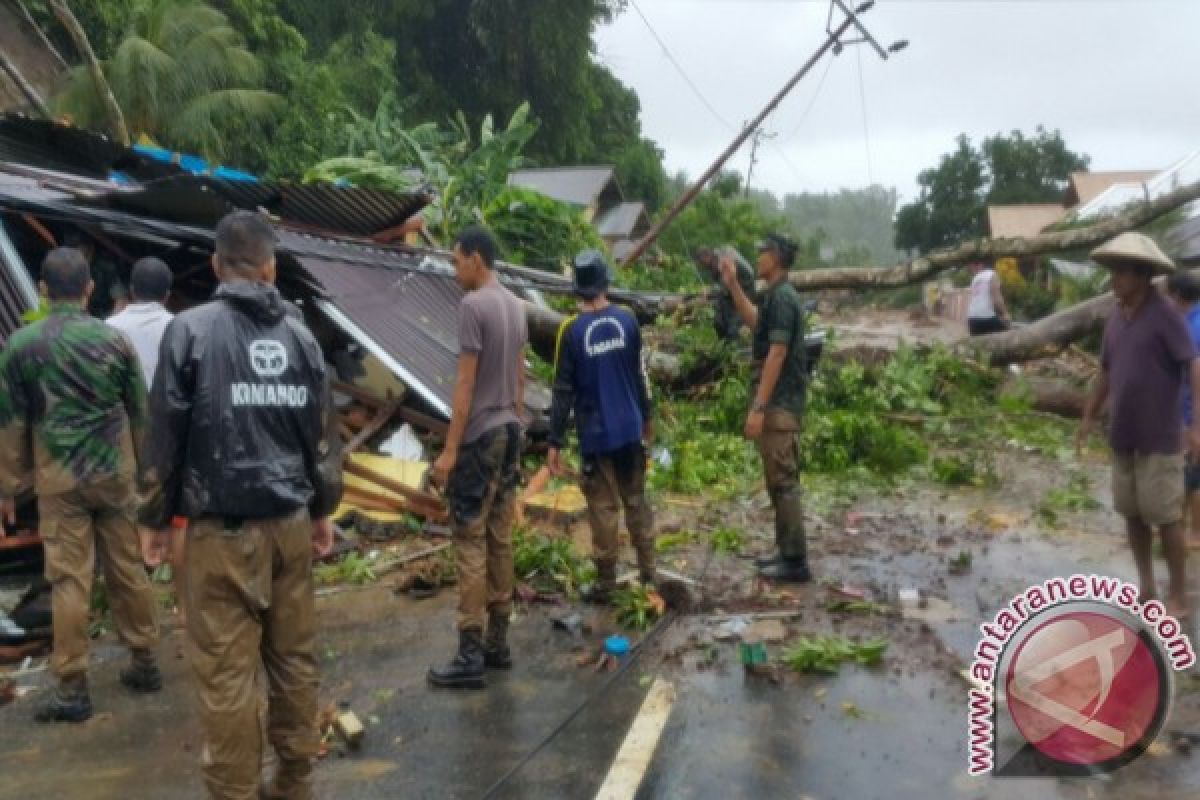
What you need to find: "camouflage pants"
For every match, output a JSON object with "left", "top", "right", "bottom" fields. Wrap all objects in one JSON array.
[
  {"left": 581, "top": 443, "right": 655, "bottom": 583},
  {"left": 448, "top": 423, "right": 521, "bottom": 632},
  {"left": 756, "top": 409, "right": 807, "bottom": 560},
  {"left": 185, "top": 510, "right": 318, "bottom": 800},
  {"left": 38, "top": 478, "right": 159, "bottom": 687}
]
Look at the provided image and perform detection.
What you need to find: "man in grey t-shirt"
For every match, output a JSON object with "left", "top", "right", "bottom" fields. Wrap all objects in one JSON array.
[
  {"left": 1079, "top": 232, "right": 1200, "bottom": 620},
  {"left": 429, "top": 226, "right": 527, "bottom": 689}
]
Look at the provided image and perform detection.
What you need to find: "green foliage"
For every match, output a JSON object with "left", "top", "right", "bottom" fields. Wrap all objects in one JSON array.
[
  {"left": 483, "top": 187, "right": 604, "bottom": 272},
  {"left": 315, "top": 552, "right": 378, "bottom": 586},
  {"left": 54, "top": 0, "right": 284, "bottom": 159},
  {"left": 309, "top": 97, "right": 599, "bottom": 266},
  {"left": 612, "top": 583, "right": 663, "bottom": 631},
  {"left": 513, "top": 527, "right": 595, "bottom": 596},
  {"left": 1036, "top": 471, "right": 1102, "bottom": 528},
  {"left": 782, "top": 635, "right": 888, "bottom": 674},
  {"left": 654, "top": 530, "right": 698, "bottom": 553},
  {"left": 931, "top": 453, "right": 995, "bottom": 488},
  {"left": 710, "top": 526, "right": 746, "bottom": 555},
  {"left": 896, "top": 128, "right": 1090, "bottom": 254},
  {"left": 825, "top": 599, "right": 890, "bottom": 615}
]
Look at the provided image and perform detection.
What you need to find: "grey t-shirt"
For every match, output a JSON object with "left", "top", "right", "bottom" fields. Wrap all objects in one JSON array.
[{"left": 459, "top": 277, "right": 528, "bottom": 444}]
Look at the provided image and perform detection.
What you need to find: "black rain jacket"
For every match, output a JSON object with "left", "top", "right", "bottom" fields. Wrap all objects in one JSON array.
[{"left": 139, "top": 282, "right": 342, "bottom": 528}]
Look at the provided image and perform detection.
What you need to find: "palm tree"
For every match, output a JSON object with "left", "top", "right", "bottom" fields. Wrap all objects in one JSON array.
[{"left": 54, "top": 0, "right": 282, "bottom": 159}]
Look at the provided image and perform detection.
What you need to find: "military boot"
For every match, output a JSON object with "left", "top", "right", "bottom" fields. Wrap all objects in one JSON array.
[
  {"left": 634, "top": 537, "right": 657, "bottom": 586},
  {"left": 119, "top": 650, "right": 163, "bottom": 693},
  {"left": 34, "top": 676, "right": 93, "bottom": 723},
  {"left": 483, "top": 610, "right": 513, "bottom": 670},
  {"left": 757, "top": 488, "right": 812, "bottom": 584},
  {"left": 428, "top": 629, "right": 486, "bottom": 689},
  {"left": 582, "top": 559, "right": 618, "bottom": 605}
]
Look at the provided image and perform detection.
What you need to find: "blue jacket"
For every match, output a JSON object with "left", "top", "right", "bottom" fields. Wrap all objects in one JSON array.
[
  {"left": 548, "top": 305, "right": 652, "bottom": 456},
  {"left": 1184, "top": 305, "right": 1200, "bottom": 427}
]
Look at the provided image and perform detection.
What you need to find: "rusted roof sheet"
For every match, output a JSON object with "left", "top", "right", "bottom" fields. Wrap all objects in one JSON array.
[{"left": 101, "top": 175, "right": 434, "bottom": 236}]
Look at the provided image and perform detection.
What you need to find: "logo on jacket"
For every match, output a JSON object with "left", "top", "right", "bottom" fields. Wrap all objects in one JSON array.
[
  {"left": 583, "top": 318, "right": 627, "bottom": 357},
  {"left": 249, "top": 340, "right": 288, "bottom": 377}
]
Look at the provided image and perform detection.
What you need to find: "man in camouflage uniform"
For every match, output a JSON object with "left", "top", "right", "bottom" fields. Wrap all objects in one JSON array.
[
  {"left": 695, "top": 245, "right": 757, "bottom": 340},
  {"left": 720, "top": 234, "right": 812, "bottom": 583},
  {"left": 0, "top": 247, "right": 161, "bottom": 723}
]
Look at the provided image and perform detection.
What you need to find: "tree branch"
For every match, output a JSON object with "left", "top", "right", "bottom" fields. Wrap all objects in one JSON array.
[
  {"left": 47, "top": 0, "right": 129, "bottom": 145},
  {"left": 0, "top": 45, "right": 50, "bottom": 116},
  {"left": 789, "top": 179, "right": 1200, "bottom": 291}
]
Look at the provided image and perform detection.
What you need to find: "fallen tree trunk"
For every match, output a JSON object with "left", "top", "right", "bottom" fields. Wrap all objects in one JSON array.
[
  {"left": 963, "top": 292, "right": 1115, "bottom": 365},
  {"left": 788, "top": 179, "right": 1200, "bottom": 291}
]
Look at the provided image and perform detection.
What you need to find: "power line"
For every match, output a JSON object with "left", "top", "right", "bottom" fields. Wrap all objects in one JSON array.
[
  {"left": 855, "top": 45, "right": 874, "bottom": 186},
  {"left": 628, "top": 0, "right": 737, "bottom": 133},
  {"left": 783, "top": 53, "right": 836, "bottom": 142}
]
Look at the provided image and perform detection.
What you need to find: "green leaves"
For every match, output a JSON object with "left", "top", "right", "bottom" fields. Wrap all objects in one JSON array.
[
  {"left": 612, "top": 584, "right": 665, "bottom": 632},
  {"left": 513, "top": 528, "right": 595, "bottom": 597},
  {"left": 782, "top": 635, "right": 888, "bottom": 674}
]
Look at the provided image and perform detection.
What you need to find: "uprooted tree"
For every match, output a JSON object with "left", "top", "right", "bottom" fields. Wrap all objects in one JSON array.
[{"left": 521, "top": 177, "right": 1200, "bottom": 368}]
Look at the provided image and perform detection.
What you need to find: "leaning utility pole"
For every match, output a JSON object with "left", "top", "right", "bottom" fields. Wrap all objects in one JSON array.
[{"left": 622, "top": 0, "right": 905, "bottom": 267}]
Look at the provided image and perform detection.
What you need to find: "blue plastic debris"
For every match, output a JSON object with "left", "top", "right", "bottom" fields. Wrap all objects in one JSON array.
[{"left": 605, "top": 635, "right": 630, "bottom": 657}]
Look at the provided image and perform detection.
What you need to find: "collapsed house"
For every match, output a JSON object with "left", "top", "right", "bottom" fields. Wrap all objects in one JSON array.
[{"left": 0, "top": 114, "right": 628, "bottom": 563}]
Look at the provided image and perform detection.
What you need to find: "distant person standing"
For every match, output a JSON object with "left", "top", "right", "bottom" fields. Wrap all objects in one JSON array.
[
  {"left": 428, "top": 226, "right": 527, "bottom": 689},
  {"left": 0, "top": 247, "right": 161, "bottom": 723},
  {"left": 548, "top": 250, "right": 656, "bottom": 602},
  {"left": 694, "top": 246, "right": 757, "bottom": 340},
  {"left": 107, "top": 257, "right": 174, "bottom": 387},
  {"left": 966, "top": 260, "right": 1010, "bottom": 335},
  {"left": 1167, "top": 271, "right": 1200, "bottom": 549},
  {"left": 1078, "top": 233, "right": 1200, "bottom": 620}
]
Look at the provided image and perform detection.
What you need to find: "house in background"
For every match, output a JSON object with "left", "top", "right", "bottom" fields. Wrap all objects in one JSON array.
[
  {"left": 594, "top": 201, "right": 651, "bottom": 261},
  {"left": 508, "top": 165, "right": 651, "bottom": 260}
]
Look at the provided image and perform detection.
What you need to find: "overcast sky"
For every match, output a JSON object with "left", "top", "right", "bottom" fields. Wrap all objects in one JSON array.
[{"left": 594, "top": 0, "right": 1200, "bottom": 202}]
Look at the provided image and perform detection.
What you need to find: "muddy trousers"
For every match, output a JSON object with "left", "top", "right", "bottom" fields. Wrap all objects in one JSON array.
[
  {"left": 185, "top": 511, "right": 319, "bottom": 800},
  {"left": 449, "top": 423, "right": 521, "bottom": 632},
  {"left": 581, "top": 443, "right": 655, "bottom": 585},
  {"left": 38, "top": 479, "right": 160, "bottom": 691},
  {"left": 756, "top": 410, "right": 807, "bottom": 561}
]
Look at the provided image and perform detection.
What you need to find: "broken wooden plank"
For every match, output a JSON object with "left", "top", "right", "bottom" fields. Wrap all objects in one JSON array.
[
  {"left": 342, "top": 460, "right": 447, "bottom": 522},
  {"left": 345, "top": 397, "right": 402, "bottom": 455}
]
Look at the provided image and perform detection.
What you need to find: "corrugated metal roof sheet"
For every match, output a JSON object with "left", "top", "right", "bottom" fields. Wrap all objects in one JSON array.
[
  {"left": 0, "top": 218, "right": 38, "bottom": 343},
  {"left": 0, "top": 114, "right": 181, "bottom": 182},
  {"left": 295, "top": 252, "right": 463, "bottom": 415},
  {"left": 1170, "top": 214, "right": 1200, "bottom": 266},
  {"left": 100, "top": 175, "right": 434, "bottom": 236}
]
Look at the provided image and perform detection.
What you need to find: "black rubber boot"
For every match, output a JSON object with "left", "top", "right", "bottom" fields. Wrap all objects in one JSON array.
[
  {"left": 753, "top": 552, "right": 784, "bottom": 569},
  {"left": 119, "top": 657, "right": 163, "bottom": 694},
  {"left": 583, "top": 559, "right": 617, "bottom": 605},
  {"left": 483, "top": 611, "right": 512, "bottom": 670},
  {"left": 428, "top": 629, "right": 486, "bottom": 689},
  {"left": 34, "top": 681, "right": 93, "bottom": 723},
  {"left": 757, "top": 558, "right": 813, "bottom": 583}
]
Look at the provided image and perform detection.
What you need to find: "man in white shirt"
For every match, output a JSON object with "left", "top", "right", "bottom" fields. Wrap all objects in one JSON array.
[
  {"left": 107, "top": 258, "right": 174, "bottom": 387},
  {"left": 966, "top": 260, "right": 1011, "bottom": 336}
]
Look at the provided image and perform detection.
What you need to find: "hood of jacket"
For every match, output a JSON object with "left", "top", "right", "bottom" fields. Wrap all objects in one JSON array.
[{"left": 215, "top": 281, "right": 288, "bottom": 324}]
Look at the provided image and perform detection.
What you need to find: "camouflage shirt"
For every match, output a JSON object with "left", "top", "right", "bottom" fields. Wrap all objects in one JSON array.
[{"left": 0, "top": 304, "right": 146, "bottom": 497}]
